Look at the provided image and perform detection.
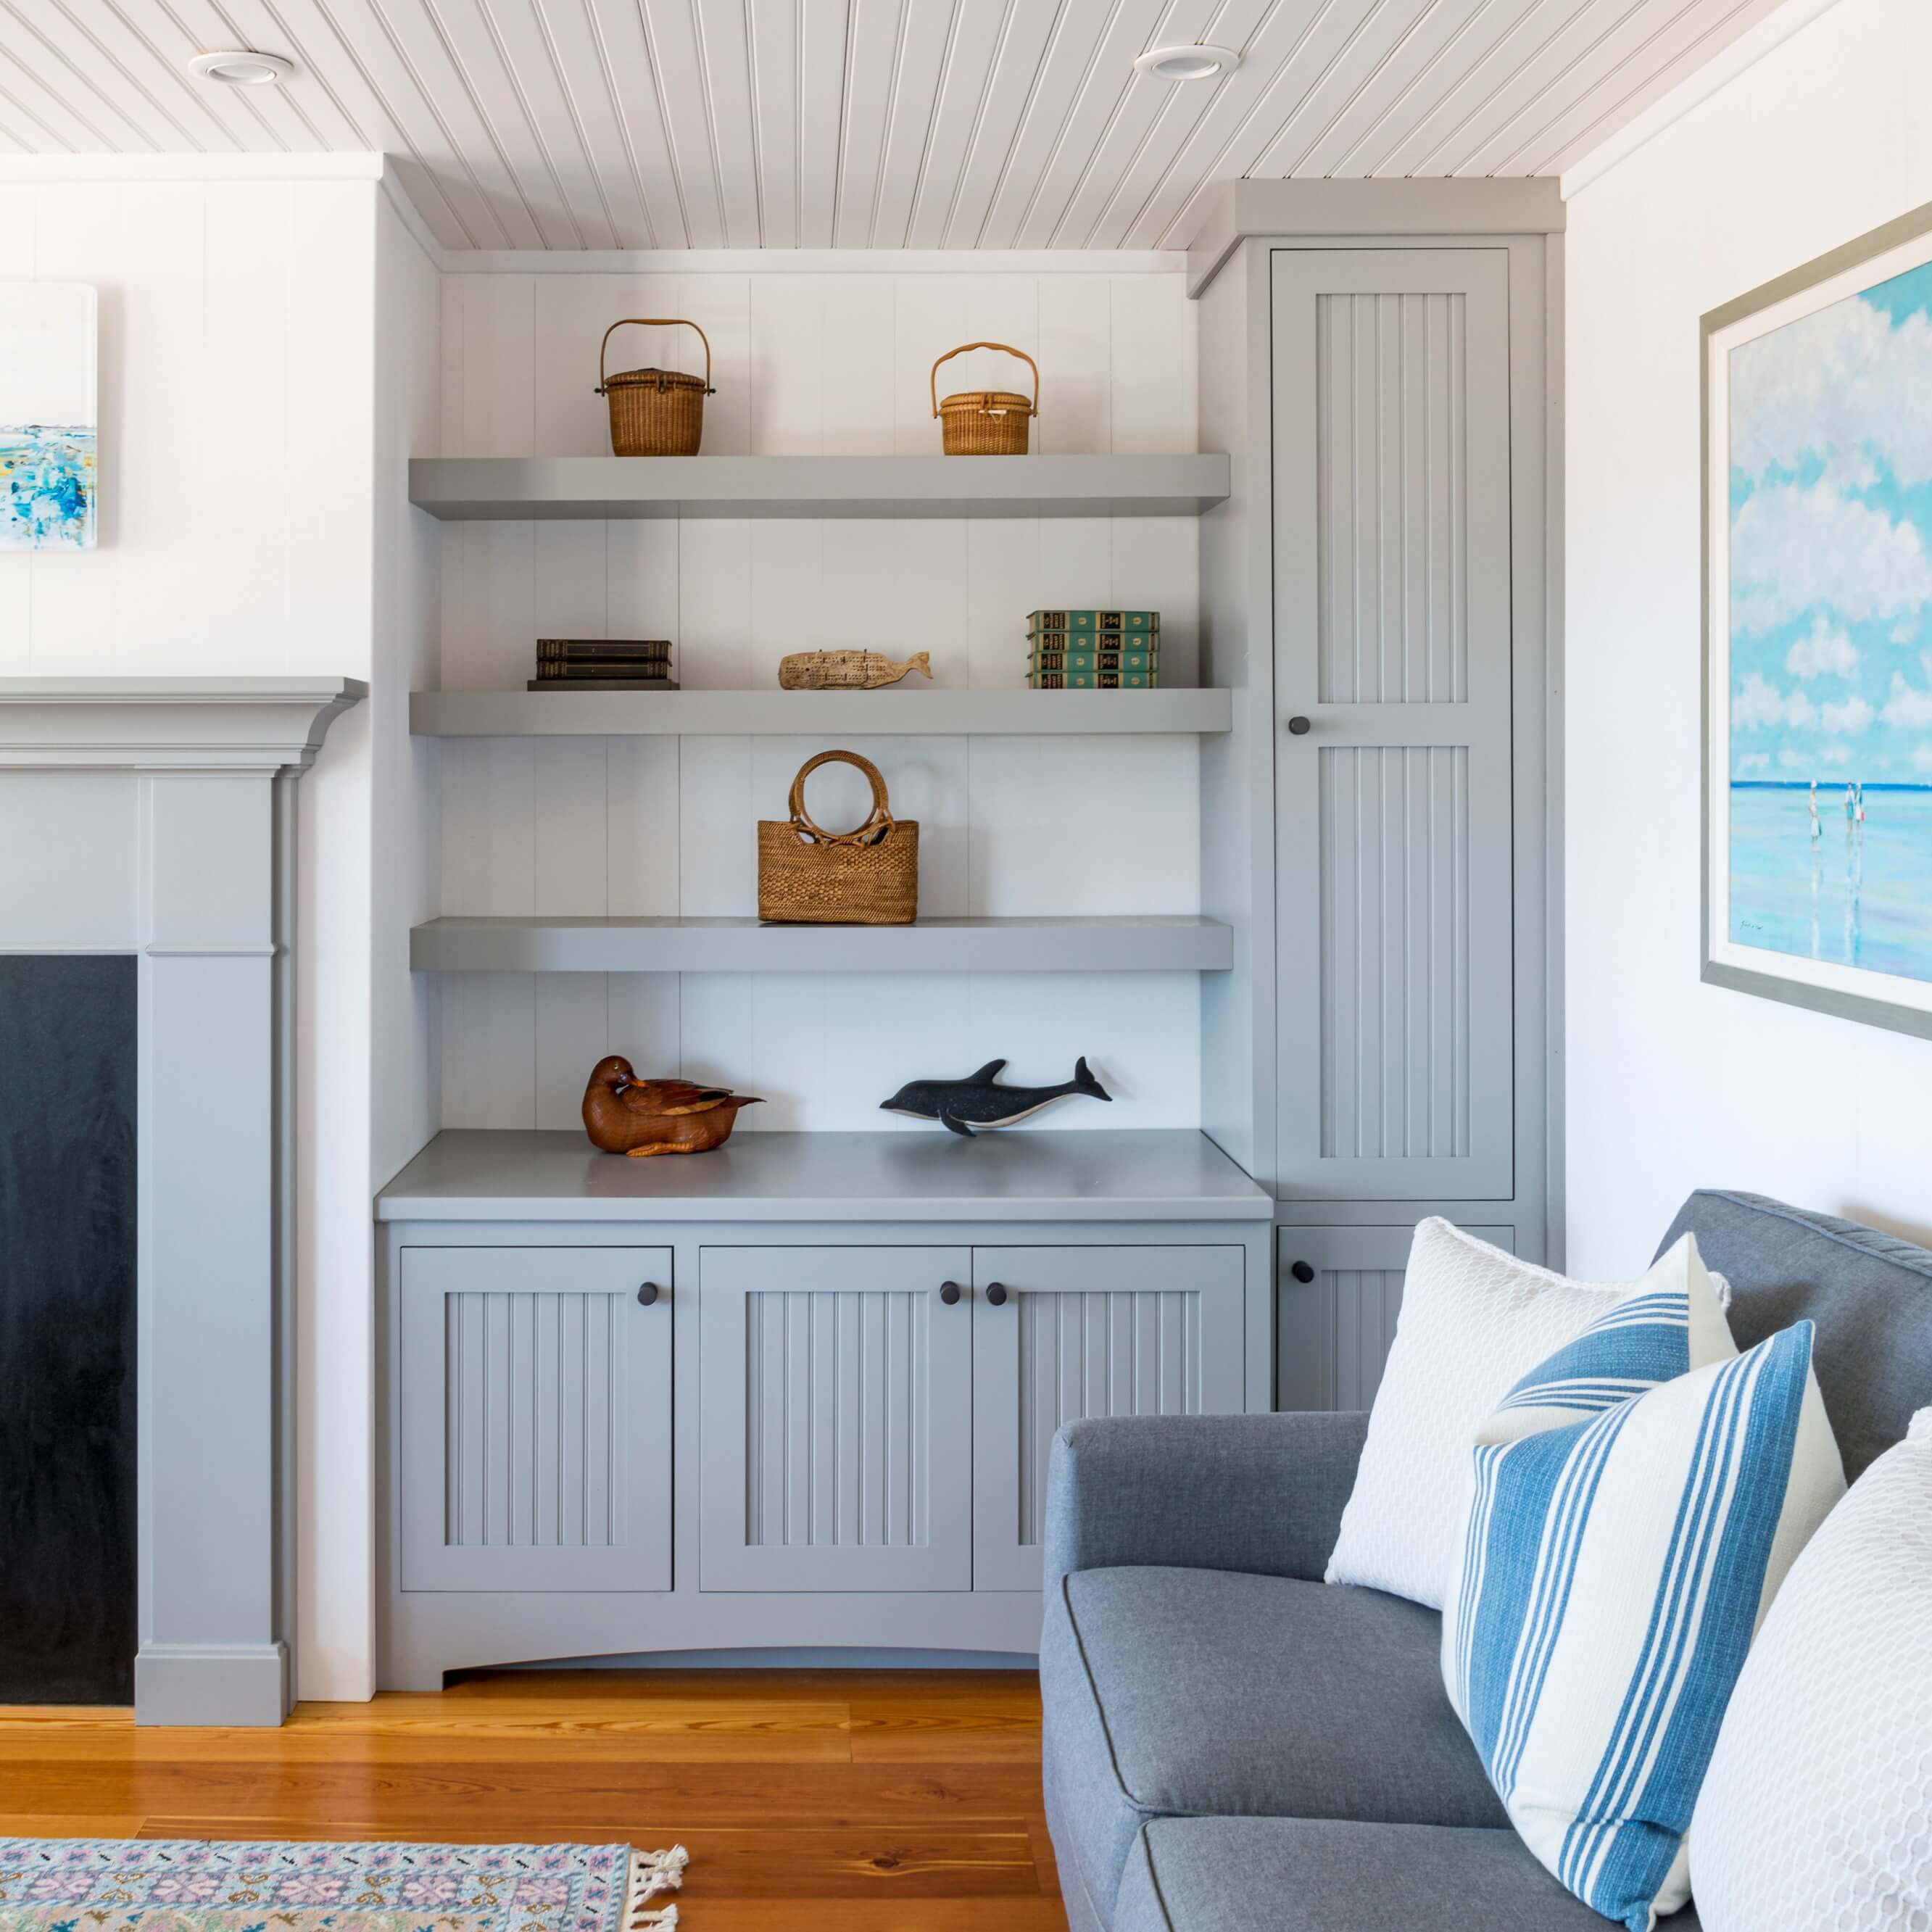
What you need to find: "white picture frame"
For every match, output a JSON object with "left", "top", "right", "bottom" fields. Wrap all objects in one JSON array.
[{"left": 1703, "top": 203, "right": 1932, "bottom": 1040}]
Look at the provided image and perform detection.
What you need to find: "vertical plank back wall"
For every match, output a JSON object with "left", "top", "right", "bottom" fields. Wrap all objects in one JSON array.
[{"left": 436, "top": 270, "right": 1207, "bottom": 1133}]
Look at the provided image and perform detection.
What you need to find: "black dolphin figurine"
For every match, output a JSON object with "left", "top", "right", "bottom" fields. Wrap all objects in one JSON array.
[{"left": 880, "top": 1057, "right": 1112, "bottom": 1137}]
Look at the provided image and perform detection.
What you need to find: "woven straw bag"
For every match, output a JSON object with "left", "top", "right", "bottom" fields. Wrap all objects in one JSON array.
[
  {"left": 758, "top": 750, "right": 919, "bottom": 926},
  {"left": 597, "top": 318, "right": 714, "bottom": 456},
  {"left": 932, "top": 341, "right": 1039, "bottom": 455}
]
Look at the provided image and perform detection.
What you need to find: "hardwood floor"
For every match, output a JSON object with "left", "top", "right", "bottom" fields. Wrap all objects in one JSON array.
[{"left": 0, "top": 1671, "right": 1071, "bottom": 1931}]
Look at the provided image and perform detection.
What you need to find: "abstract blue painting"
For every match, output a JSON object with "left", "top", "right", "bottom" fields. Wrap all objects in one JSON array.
[
  {"left": 0, "top": 283, "right": 97, "bottom": 552},
  {"left": 1708, "top": 221, "right": 1932, "bottom": 1034}
]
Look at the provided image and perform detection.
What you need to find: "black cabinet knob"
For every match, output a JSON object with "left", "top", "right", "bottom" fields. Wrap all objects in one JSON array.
[
  {"left": 1290, "top": 1261, "right": 1315, "bottom": 1284},
  {"left": 637, "top": 1281, "right": 661, "bottom": 1306},
  {"left": 1287, "top": 716, "right": 1311, "bottom": 735},
  {"left": 985, "top": 1282, "right": 1008, "bottom": 1306},
  {"left": 939, "top": 1280, "right": 963, "bottom": 1305}
]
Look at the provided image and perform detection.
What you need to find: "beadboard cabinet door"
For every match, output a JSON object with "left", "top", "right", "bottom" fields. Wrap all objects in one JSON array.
[
  {"left": 971, "top": 1245, "right": 1245, "bottom": 1590},
  {"left": 1273, "top": 248, "right": 1518, "bottom": 1201},
  {"left": 1274, "top": 1224, "right": 1515, "bottom": 1411},
  {"left": 700, "top": 1246, "right": 974, "bottom": 1592},
  {"left": 398, "top": 1247, "right": 672, "bottom": 1591}
]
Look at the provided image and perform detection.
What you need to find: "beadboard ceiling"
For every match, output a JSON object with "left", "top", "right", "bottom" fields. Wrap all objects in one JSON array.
[{"left": 0, "top": 0, "right": 1784, "bottom": 253}]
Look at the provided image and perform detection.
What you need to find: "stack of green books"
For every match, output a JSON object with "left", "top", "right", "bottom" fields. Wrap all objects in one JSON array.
[{"left": 1025, "top": 610, "right": 1160, "bottom": 689}]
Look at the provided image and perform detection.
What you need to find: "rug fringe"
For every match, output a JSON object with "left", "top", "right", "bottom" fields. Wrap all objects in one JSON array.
[{"left": 623, "top": 1847, "right": 687, "bottom": 1929}]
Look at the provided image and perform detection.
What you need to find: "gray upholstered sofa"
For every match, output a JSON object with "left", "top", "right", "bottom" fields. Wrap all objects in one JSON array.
[{"left": 1041, "top": 1191, "right": 1932, "bottom": 1932}]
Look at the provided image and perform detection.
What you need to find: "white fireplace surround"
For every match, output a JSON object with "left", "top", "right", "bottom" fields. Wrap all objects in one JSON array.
[{"left": 0, "top": 678, "right": 363, "bottom": 1725}]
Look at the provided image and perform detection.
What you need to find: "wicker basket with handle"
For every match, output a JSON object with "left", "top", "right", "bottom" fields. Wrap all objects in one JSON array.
[
  {"left": 932, "top": 341, "right": 1039, "bottom": 455},
  {"left": 758, "top": 750, "right": 919, "bottom": 925},
  {"left": 597, "top": 318, "right": 714, "bottom": 456}
]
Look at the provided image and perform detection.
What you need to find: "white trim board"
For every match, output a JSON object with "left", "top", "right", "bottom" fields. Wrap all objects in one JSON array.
[
  {"left": 438, "top": 248, "right": 1185, "bottom": 275},
  {"left": 0, "top": 154, "right": 387, "bottom": 182}
]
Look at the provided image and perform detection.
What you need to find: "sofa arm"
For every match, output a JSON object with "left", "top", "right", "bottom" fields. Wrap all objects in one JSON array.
[{"left": 1042, "top": 1411, "right": 1369, "bottom": 1590}]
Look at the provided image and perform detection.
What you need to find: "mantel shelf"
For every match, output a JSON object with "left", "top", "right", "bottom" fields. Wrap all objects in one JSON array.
[
  {"left": 411, "top": 687, "right": 1232, "bottom": 736},
  {"left": 411, "top": 915, "right": 1232, "bottom": 974},
  {"left": 407, "top": 454, "right": 1230, "bottom": 521}
]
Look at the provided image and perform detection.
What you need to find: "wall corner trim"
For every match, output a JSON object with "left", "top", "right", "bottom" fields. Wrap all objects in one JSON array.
[
  {"left": 1560, "top": 0, "right": 1848, "bottom": 200},
  {"left": 1183, "top": 178, "right": 1566, "bottom": 296}
]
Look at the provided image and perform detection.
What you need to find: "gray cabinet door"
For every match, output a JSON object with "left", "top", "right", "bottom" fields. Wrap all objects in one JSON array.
[
  {"left": 1273, "top": 248, "right": 1517, "bottom": 1200},
  {"left": 1275, "top": 1223, "right": 1514, "bottom": 1411},
  {"left": 399, "top": 1246, "right": 672, "bottom": 1591},
  {"left": 971, "top": 1245, "right": 1245, "bottom": 1591},
  {"left": 700, "top": 1245, "right": 974, "bottom": 1592}
]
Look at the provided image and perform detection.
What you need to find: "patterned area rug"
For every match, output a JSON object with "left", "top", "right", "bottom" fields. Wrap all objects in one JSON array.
[{"left": 0, "top": 1841, "right": 687, "bottom": 1932}]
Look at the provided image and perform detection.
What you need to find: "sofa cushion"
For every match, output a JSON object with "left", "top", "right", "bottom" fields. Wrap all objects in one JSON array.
[
  {"left": 1658, "top": 1190, "right": 1932, "bottom": 1479},
  {"left": 1040, "top": 1565, "right": 1508, "bottom": 1919},
  {"left": 1111, "top": 1817, "right": 1701, "bottom": 1932}
]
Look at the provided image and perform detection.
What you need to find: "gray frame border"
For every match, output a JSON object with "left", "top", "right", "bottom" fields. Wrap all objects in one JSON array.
[{"left": 1700, "top": 196, "right": 1932, "bottom": 1043}]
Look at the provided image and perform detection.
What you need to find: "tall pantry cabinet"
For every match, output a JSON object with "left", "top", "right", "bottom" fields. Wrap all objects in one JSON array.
[{"left": 1190, "top": 182, "right": 1565, "bottom": 1411}]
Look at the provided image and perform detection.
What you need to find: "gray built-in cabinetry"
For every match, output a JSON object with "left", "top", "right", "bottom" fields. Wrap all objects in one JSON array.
[
  {"left": 1194, "top": 182, "right": 1563, "bottom": 1391},
  {"left": 381, "top": 183, "right": 1562, "bottom": 1679},
  {"left": 378, "top": 1132, "right": 1272, "bottom": 1687}
]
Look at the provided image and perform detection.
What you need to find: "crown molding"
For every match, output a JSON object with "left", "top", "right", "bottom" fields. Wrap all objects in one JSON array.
[{"left": 1182, "top": 177, "right": 1567, "bottom": 297}]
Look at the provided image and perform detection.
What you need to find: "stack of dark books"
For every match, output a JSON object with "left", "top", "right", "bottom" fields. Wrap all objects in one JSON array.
[{"left": 529, "top": 639, "right": 677, "bottom": 691}]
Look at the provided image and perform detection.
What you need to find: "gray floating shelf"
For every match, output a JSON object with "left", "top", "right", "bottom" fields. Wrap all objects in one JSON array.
[
  {"left": 407, "top": 454, "right": 1229, "bottom": 521},
  {"left": 411, "top": 687, "right": 1232, "bottom": 737},
  {"left": 411, "top": 915, "right": 1232, "bottom": 974},
  {"left": 377, "top": 1128, "right": 1274, "bottom": 1224}
]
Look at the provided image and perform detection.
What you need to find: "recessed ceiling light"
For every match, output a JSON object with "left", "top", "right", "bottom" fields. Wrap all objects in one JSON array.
[
  {"left": 1133, "top": 43, "right": 1240, "bottom": 83},
  {"left": 186, "top": 49, "right": 295, "bottom": 85}
]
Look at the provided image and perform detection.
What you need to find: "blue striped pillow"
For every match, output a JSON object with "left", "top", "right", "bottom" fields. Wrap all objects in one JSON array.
[{"left": 1442, "top": 1318, "right": 1845, "bottom": 1929}]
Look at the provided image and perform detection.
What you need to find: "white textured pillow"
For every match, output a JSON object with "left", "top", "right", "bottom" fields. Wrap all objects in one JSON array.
[
  {"left": 1325, "top": 1222, "right": 1733, "bottom": 1609},
  {"left": 1690, "top": 1409, "right": 1932, "bottom": 1932}
]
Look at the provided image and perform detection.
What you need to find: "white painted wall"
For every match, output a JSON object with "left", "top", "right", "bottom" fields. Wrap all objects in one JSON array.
[
  {"left": 0, "top": 159, "right": 446, "bottom": 1702},
  {"left": 1564, "top": 0, "right": 1932, "bottom": 1272},
  {"left": 436, "top": 268, "right": 1203, "bottom": 1131}
]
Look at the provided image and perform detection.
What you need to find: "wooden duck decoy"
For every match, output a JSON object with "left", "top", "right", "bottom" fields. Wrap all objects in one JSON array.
[{"left": 582, "top": 1055, "right": 763, "bottom": 1157}]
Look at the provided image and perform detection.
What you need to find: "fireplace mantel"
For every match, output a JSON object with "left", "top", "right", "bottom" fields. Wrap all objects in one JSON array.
[
  {"left": 0, "top": 676, "right": 365, "bottom": 1725},
  {"left": 0, "top": 676, "right": 362, "bottom": 766}
]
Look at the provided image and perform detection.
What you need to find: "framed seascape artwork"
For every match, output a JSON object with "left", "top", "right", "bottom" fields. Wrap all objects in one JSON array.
[
  {"left": 0, "top": 282, "right": 97, "bottom": 551},
  {"left": 1704, "top": 204, "right": 1932, "bottom": 1040}
]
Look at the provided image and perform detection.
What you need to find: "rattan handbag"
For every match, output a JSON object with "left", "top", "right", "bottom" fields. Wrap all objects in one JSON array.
[
  {"left": 758, "top": 750, "right": 919, "bottom": 926},
  {"left": 597, "top": 318, "right": 714, "bottom": 455},
  {"left": 932, "top": 341, "right": 1039, "bottom": 454}
]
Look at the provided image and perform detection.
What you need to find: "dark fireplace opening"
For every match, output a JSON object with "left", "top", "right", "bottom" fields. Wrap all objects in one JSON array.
[{"left": 0, "top": 954, "right": 136, "bottom": 1704}]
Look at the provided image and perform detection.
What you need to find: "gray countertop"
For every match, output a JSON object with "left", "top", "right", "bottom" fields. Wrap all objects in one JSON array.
[{"left": 376, "top": 1128, "right": 1272, "bottom": 1223}]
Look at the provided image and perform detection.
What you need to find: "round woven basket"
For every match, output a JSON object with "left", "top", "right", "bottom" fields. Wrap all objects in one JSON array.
[
  {"left": 597, "top": 318, "right": 714, "bottom": 456},
  {"left": 932, "top": 341, "right": 1039, "bottom": 455},
  {"left": 758, "top": 750, "right": 919, "bottom": 926}
]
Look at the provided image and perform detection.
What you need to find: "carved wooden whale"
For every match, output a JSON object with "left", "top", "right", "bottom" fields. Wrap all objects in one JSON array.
[
  {"left": 779, "top": 650, "right": 932, "bottom": 689},
  {"left": 879, "top": 1057, "right": 1111, "bottom": 1136}
]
